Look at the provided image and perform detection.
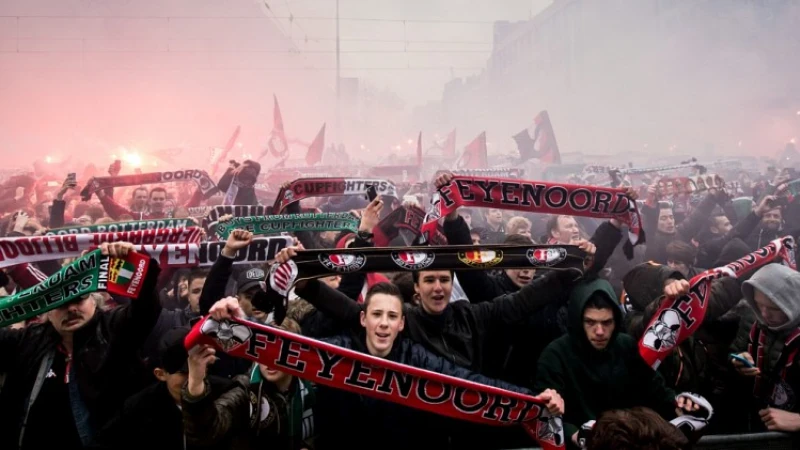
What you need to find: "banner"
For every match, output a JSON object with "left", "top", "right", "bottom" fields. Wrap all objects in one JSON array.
[
  {"left": 80, "top": 169, "right": 217, "bottom": 201},
  {"left": 214, "top": 213, "right": 360, "bottom": 239},
  {"left": 639, "top": 236, "right": 796, "bottom": 369},
  {"left": 268, "top": 244, "right": 586, "bottom": 297},
  {"left": 0, "top": 249, "right": 153, "bottom": 327},
  {"left": 185, "top": 316, "right": 566, "bottom": 449},
  {"left": 656, "top": 174, "right": 725, "bottom": 196},
  {"left": 0, "top": 228, "right": 201, "bottom": 269},
  {"left": 273, "top": 178, "right": 398, "bottom": 213},
  {"left": 422, "top": 176, "right": 643, "bottom": 248},
  {"left": 436, "top": 169, "right": 524, "bottom": 179},
  {"left": 46, "top": 218, "right": 198, "bottom": 236},
  {"left": 373, "top": 205, "right": 447, "bottom": 247}
]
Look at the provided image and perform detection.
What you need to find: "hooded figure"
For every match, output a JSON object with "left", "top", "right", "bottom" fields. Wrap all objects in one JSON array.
[
  {"left": 534, "top": 278, "right": 677, "bottom": 447},
  {"left": 731, "top": 263, "right": 800, "bottom": 429}
]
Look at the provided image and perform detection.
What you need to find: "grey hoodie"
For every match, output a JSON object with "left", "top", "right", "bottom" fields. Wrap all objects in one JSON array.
[{"left": 742, "top": 263, "right": 800, "bottom": 331}]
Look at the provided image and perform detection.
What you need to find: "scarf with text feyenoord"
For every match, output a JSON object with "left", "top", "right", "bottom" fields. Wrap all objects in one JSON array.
[
  {"left": 46, "top": 218, "right": 198, "bottom": 235},
  {"left": 0, "top": 249, "right": 157, "bottom": 327},
  {"left": 272, "top": 177, "right": 398, "bottom": 213},
  {"left": 185, "top": 316, "right": 567, "bottom": 449},
  {"left": 214, "top": 213, "right": 360, "bottom": 239},
  {"left": 0, "top": 231, "right": 290, "bottom": 270},
  {"left": 639, "top": 236, "right": 796, "bottom": 369},
  {"left": 79, "top": 169, "right": 217, "bottom": 201},
  {"left": 421, "top": 176, "right": 644, "bottom": 257}
]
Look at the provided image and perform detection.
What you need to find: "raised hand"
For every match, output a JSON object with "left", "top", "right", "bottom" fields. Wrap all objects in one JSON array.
[{"left": 221, "top": 229, "right": 253, "bottom": 258}]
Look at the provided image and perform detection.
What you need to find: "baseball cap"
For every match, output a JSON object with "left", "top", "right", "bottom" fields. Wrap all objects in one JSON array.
[
  {"left": 237, "top": 267, "right": 266, "bottom": 294},
  {"left": 155, "top": 327, "right": 191, "bottom": 374}
]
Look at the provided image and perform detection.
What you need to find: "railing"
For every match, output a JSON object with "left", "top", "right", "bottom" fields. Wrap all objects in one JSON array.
[{"left": 509, "top": 432, "right": 796, "bottom": 450}]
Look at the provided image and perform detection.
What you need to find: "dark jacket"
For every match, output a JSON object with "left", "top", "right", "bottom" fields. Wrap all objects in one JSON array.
[
  {"left": 92, "top": 377, "right": 237, "bottom": 450},
  {"left": 182, "top": 370, "right": 315, "bottom": 450},
  {"left": 534, "top": 278, "right": 677, "bottom": 446},
  {"left": 315, "top": 330, "right": 534, "bottom": 450},
  {"left": 0, "top": 259, "right": 162, "bottom": 449},
  {"left": 643, "top": 194, "right": 718, "bottom": 264}
]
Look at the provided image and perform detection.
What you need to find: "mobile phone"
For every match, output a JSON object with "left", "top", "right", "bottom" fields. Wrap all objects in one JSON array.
[
  {"left": 366, "top": 185, "right": 378, "bottom": 202},
  {"left": 729, "top": 353, "right": 755, "bottom": 368},
  {"left": 767, "top": 196, "right": 789, "bottom": 209}
]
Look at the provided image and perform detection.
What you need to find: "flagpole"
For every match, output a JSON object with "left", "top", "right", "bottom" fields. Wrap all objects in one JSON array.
[{"left": 335, "top": 0, "right": 341, "bottom": 143}]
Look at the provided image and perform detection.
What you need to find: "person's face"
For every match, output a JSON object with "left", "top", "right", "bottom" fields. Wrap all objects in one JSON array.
[
  {"left": 667, "top": 260, "right": 690, "bottom": 278},
  {"left": 360, "top": 293, "right": 405, "bottom": 357},
  {"left": 414, "top": 271, "right": 452, "bottom": 315},
  {"left": 470, "top": 233, "right": 480, "bottom": 245},
  {"left": 187, "top": 277, "right": 205, "bottom": 312},
  {"left": 762, "top": 208, "right": 782, "bottom": 231},
  {"left": 133, "top": 189, "right": 148, "bottom": 208},
  {"left": 238, "top": 289, "right": 267, "bottom": 321},
  {"left": 76, "top": 215, "right": 92, "bottom": 226},
  {"left": 319, "top": 231, "right": 338, "bottom": 246},
  {"left": 178, "top": 277, "right": 189, "bottom": 298},
  {"left": 319, "top": 275, "right": 341, "bottom": 289},
  {"left": 149, "top": 191, "right": 167, "bottom": 213},
  {"left": 552, "top": 216, "right": 580, "bottom": 244},
  {"left": 485, "top": 209, "right": 503, "bottom": 227},
  {"left": 711, "top": 216, "right": 732, "bottom": 235},
  {"left": 258, "top": 363, "right": 292, "bottom": 386},
  {"left": 505, "top": 268, "right": 536, "bottom": 288},
  {"left": 154, "top": 369, "right": 187, "bottom": 404},
  {"left": 754, "top": 288, "right": 789, "bottom": 328},
  {"left": 583, "top": 307, "right": 615, "bottom": 350},
  {"left": 658, "top": 208, "right": 676, "bottom": 234},
  {"left": 47, "top": 296, "right": 97, "bottom": 334},
  {"left": 514, "top": 226, "right": 532, "bottom": 239}
]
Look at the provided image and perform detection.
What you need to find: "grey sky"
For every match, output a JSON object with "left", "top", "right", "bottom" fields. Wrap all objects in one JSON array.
[{"left": 263, "top": 0, "right": 552, "bottom": 107}]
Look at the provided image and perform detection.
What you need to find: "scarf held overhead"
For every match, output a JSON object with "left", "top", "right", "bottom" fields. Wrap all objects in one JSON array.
[
  {"left": 185, "top": 316, "right": 566, "bottom": 450},
  {"left": 373, "top": 205, "right": 447, "bottom": 247},
  {"left": 214, "top": 213, "right": 360, "bottom": 239},
  {"left": 273, "top": 178, "right": 398, "bottom": 213},
  {"left": 423, "top": 176, "right": 643, "bottom": 247},
  {"left": 0, "top": 228, "right": 201, "bottom": 269},
  {"left": 80, "top": 169, "right": 217, "bottom": 201},
  {"left": 0, "top": 249, "right": 154, "bottom": 327},
  {"left": 46, "top": 218, "right": 198, "bottom": 235},
  {"left": 639, "top": 236, "right": 796, "bottom": 369}
]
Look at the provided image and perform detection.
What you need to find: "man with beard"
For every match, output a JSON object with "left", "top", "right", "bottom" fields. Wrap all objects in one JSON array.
[{"left": 0, "top": 242, "right": 162, "bottom": 449}]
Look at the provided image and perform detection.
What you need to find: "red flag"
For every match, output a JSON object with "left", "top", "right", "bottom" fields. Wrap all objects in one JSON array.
[
  {"left": 210, "top": 125, "right": 241, "bottom": 177},
  {"left": 261, "top": 94, "right": 289, "bottom": 161},
  {"left": 458, "top": 132, "right": 487, "bottom": 169},
  {"left": 306, "top": 123, "right": 326, "bottom": 166},
  {"left": 512, "top": 111, "right": 561, "bottom": 164}
]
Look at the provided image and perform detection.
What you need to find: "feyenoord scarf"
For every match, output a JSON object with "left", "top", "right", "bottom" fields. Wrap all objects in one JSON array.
[
  {"left": 0, "top": 249, "right": 155, "bottom": 327},
  {"left": 214, "top": 213, "right": 360, "bottom": 239},
  {"left": 46, "top": 218, "right": 198, "bottom": 236},
  {"left": 201, "top": 205, "right": 270, "bottom": 230},
  {"left": 268, "top": 244, "right": 586, "bottom": 299},
  {"left": 0, "top": 228, "right": 201, "bottom": 269},
  {"left": 373, "top": 205, "right": 447, "bottom": 247},
  {"left": 435, "top": 168, "right": 524, "bottom": 179},
  {"left": 79, "top": 169, "right": 217, "bottom": 201},
  {"left": 656, "top": 174, "right": 725, "bottom": 197},
  {"left": 185, "top": 316, "right": 566, "bottom": 449},
  {"left": 422, "top": 176, "right": 644, "bottom": 249},
  {"left": 639, "top": 236, "right": 796, "bottom": 369},
  {"left": 273, "top": 178, "right": 398, "bottom": 213}
]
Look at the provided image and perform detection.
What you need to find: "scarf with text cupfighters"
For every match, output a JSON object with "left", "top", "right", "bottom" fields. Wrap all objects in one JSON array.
[
  {"left": 0, "top": 232, "right": 289, "bottom": 270},
  {"left": 185, "top": 316, "right": 566, "bottom": 449},
  {"left": 0, "top": 249, "right": 155, "bottom": 327},
  {"left": 639, "top": 236, "right": 796, "bottom": 369},
  {"left": 0, "top": 228, "right": 201, "bottom": 269},
  {"left": 214, "top": 213, "right": 360, "bottom": 239},
  {"left": 422, "top": 176, "right": 643, "bottom": 253},
  {"left": 79, "top": 169, "right": 217, "bottom": 201},
  {"left": 273, "top": 178, "right": 398, "bottom": 213},
  {"left": 46, "top": 218, "right": 198, "bottom": 235}
]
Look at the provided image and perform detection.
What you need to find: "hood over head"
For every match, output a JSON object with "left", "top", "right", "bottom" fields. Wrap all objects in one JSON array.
[
  {"left": 742, "top": 263, "right": 800, "bottom": 331},
  {"left": 567, "top": 278, "right": 623, "bottom": 351}
]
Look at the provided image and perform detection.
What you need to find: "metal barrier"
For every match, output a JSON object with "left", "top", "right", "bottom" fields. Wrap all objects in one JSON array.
[{"left": 509, "top": 432, "right": 796, "bottom": 450}]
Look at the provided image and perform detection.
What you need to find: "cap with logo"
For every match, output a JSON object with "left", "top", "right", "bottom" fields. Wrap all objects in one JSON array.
[
  {"left": 237, "top": 267, "right": 266, "bottom": 294},
  {"left": 155, "top": 326, "right": 191, "bottom": 374}
]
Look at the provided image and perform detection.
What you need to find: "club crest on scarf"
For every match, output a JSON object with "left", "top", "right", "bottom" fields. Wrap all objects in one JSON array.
[
  {"left": 641, "top": 309, "right": 682, "bottom": 352},
  {"left": 318, "top": 253, "right": 367, "bottom": 273},
  {"left": 526, "top": 248, "right": 567, "bottom": 267},
  {"left": 391, "top": 251, "right": 435, "bottom": 270},
  {"left": 458, "top": 250, "right": 503, "bottom": 268},
  {"left": 535, "top": 415, "right": 564, "bottom": 447},
  {"left": 200, "top": 318, "right": 252, "bottom": 352},
  {"left": 269, "top": 260, "right": 298, "bottom": 296}
]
